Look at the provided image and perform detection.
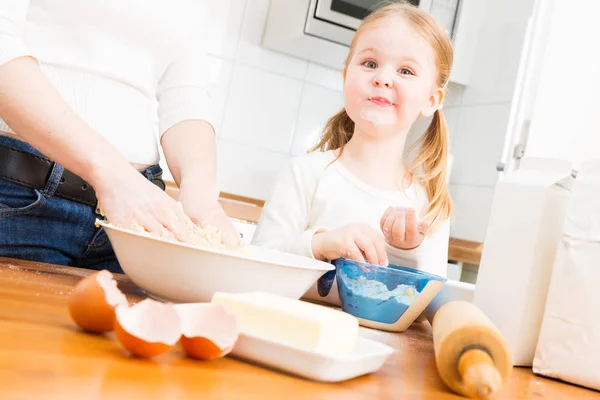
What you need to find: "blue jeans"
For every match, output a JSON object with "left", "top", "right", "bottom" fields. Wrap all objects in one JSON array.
[{"left": 0, "top": 135, "right": 164, "bottom": 274}]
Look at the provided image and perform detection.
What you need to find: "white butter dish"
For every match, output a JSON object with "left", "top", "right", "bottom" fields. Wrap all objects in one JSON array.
[{"left": 230, "top": 333, "right": 395, "bottom": 382}]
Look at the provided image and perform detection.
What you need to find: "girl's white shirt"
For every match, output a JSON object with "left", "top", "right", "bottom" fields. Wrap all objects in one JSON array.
[{"left": 251, "top": 150, "right": 450, "bottom": 277}]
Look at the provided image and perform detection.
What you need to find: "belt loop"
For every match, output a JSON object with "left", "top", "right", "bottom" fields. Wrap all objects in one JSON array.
[
  {"left": 43, "top": 163, "right": 65, "bottom": 197},
  {"left": 143, "top": 167, "right": 153, "bottom": 181},
  {"left": 144, "top": 167, "right": 165, "bottom": 190}
]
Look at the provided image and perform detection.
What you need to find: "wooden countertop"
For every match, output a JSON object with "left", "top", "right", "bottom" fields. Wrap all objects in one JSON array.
[
  {"left": 1, "top": 257, "right": 597, "bottom": 400},
  {"left": 448, "top": 238, "right": 484, "bottom": 265}
]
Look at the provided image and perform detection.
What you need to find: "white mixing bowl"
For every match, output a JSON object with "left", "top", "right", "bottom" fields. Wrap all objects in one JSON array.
[{"left": 98, "top": 220, "right": 334, "bottom": 303}]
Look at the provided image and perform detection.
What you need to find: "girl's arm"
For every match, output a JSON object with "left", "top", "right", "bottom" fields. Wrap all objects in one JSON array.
[
  {"left": 254, "top": 154, "right": 389, "bottom": 266},
  {"left": 252, "top": 156, "right": 388, "bottom": 265},
  {"left": 251, "top": 158, "right": 322, "bottom": 259}
]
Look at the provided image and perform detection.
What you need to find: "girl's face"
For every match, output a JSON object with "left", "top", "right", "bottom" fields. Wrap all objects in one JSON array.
[{"left": 344, "top": 19, "right": 444, "bottom": 138}]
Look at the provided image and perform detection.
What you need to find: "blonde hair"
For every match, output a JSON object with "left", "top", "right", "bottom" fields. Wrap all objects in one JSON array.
[{"left": 311, "top": 0, "right": 454, "bottom": 232}]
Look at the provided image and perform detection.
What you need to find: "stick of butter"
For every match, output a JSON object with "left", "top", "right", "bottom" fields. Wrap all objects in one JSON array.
[{"left": 211, "top": 292, "right": 358, "bottom": 356}]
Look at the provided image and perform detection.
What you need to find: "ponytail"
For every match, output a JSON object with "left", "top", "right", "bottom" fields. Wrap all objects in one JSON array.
[
  {"left": 311, "top": 108, "right": 355, "bottom": 153},
  {"left": 408, "top": 109, "right": 454, "bottom": 232}
]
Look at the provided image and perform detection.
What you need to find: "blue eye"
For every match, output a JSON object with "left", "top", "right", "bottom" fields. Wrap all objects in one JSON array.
[
  {"left": 398, "top": 68, "right": 414, "bottom": 75},
  {"left": 362, "top": 60, "right": 377, "bottom": 69}
]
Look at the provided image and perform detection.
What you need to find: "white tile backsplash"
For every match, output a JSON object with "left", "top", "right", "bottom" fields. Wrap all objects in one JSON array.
[
  {"left": 235, "top": 0, "right": 308, "bottom": 80},
  {"left": 290, "top": 84, "right": 344, "bottom": 156},
  {"left": 304, "top": 63, "right": 344, "bottom": 92},
  {"left": 444, "top": 106, "right": 460, "bottom": 142},
  {"left": 444, "top": 83, "right": 464, "bottom": 108},
  {"left": 220, "top": 64, "right": 303, "bottom": 153},
  {"left": 450, "top": 103, "right": 510, "bottom": 187},
  {"left": 449, "top": 184, "right": 496, "bottom": 242},
  {"left": 204, "top": 0, "right": 246, "bottom": 60},
  {"left": 217, "top": 139, "right": 290, "bottom": 200}
]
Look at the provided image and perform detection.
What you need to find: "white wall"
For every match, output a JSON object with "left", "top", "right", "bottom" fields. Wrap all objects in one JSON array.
[
  {"left": 525, "top": 0, "right": 600, "bottom": 169},
  {"left": 161, "top": 0, "right": 534, "bottom": 243}
]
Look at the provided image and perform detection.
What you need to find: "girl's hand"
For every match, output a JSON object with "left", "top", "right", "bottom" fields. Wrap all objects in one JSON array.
[
  {"left": 311, "top": 223, "right": 388, "bottom": 266},
  {"left": 380, "top": 207, "right": 429, "bottom": 250},
  {"left": 178, "top": 189, "right": 242, "bottom": 249},
  {"left": 95, "top": 170, "right": 191, "bottom": 241}
]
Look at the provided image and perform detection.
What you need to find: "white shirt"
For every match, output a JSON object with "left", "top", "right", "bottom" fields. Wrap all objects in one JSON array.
[
  {"left": 0, "top": 0, "right": 215, "bottom": 165},
  {"left": 251, "top": 150, "right": 450, "bottom": 278}
]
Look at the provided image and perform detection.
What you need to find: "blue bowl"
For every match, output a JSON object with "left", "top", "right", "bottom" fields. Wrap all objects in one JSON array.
[{"left": 332, "top": 258, "right": 446, "bottom": 330}]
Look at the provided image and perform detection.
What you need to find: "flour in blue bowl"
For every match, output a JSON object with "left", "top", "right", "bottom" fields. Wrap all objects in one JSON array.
[{"left": 338, "top": 275, "right": 420, "bottom": 324}]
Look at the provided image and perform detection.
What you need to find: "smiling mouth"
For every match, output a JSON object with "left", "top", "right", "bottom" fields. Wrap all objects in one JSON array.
[{"left": 369, "top": 97, "right": 394, "bottom": 107}]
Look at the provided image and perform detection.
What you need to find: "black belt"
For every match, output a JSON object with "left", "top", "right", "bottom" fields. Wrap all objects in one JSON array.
[{"left": 0, "top": 142, "right": 165, "bottom": 209}]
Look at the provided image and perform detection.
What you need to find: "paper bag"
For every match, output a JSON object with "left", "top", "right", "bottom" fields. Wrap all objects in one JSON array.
[
  {"left": 533, "top": 159, "right": 600, "bottom": 390},
  {"left": 473, "top": 158, "right": 573, "bottom": 366}
]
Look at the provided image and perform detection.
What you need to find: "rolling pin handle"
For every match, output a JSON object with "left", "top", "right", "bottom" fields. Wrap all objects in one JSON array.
[{"left": 458, "top": 348, "right": 502, "bottom": 400}]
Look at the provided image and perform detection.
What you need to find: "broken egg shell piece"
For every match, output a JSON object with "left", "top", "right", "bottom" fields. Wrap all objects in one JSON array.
[
  {"left": 68, "top": 269, "right": 128, "bottom": 333},
  {"left": 174, "top": 303, "right": 239, "bottom": 360},
  {"left": 114, "top": 299, "right": 181, "bottom": 358}
]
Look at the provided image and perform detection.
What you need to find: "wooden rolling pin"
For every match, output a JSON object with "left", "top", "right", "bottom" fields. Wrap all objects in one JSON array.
[{"left": 431, "top": 301, "right": 513, "bottom": 399}]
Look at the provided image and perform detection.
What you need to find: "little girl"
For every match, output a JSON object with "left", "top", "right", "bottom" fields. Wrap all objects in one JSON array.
[{"left": 252, "top": 2, "right": 454, "bottom": 299}]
